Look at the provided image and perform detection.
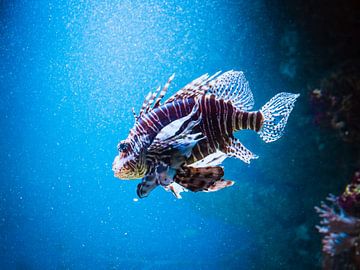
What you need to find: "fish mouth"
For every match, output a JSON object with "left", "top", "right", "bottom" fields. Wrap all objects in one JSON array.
[
  {"left": 113, "top": 171, "right": 125, "bottom": 179},
  {"left": 112, "top": 167, "right": 129, "bottom": 180},
  {"left": 112, "top": 155, "right": 146, "bottom": 180},
  {"left": 113, "top": 170, "right": 145, "bottom": 180}
]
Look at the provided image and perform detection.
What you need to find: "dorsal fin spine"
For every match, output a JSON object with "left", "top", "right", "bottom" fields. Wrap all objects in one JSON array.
[
  {"left": 132, "top": 107, "right": 138, "bottom": 121},
  {"left": 164, "top": 73, "right": 210, "bottom": 104},
  {"left": 153, "top": 73, "right": 175, "bottom": 109},
  {"left": 139, "top": 91, "right": 153, "bottom": 116},
  {"left": 145, "top": 86, "right": 161, "bottom": 113}
]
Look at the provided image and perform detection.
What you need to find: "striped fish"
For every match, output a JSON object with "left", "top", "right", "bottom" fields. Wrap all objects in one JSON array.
[{"left": 112, "top": 71, "right": 299, "bottom": 198}]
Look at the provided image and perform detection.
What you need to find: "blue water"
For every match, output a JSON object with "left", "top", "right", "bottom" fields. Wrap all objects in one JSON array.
[{"left": 0, "top": 1, "right": 327, "bottom": 269}]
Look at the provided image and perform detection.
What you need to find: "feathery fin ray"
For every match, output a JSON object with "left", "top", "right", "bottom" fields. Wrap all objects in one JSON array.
[
  {"left": 208, "top": 71, "right": 254, "bottom": 111},
  {"left": 188, "top": 150, "right": 227, "bottom": 168},
  {"left": 259, "top": 92, "right": 300, "bottom": 143},
  {"left": 225, "top": 138, "right": 258, "bottom": 164}
]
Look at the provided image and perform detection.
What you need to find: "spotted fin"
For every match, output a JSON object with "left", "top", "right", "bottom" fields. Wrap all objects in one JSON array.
[
  {"left": 259, "top": 92, "right": 300, "bottom": 143},
  {"left": 208, "top": 71, "right": 254, "bottom": 111},
  {"left": 174, "top": 166, "right": 234, "bottom": 192},
  {"left": 225, "top": 138, "right": 258, "bottom": 164}
]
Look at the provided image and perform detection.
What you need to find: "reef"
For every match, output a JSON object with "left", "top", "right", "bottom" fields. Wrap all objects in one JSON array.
[
  {"left": 316, "top": 170, "right": 360, "bottom": 269},
  {"left": 310, "top": 62, "right": 360, "bottom": 144}
]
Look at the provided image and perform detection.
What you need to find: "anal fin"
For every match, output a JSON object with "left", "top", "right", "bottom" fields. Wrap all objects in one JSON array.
[{"left": 225, "top": 138, "right": 258, "bottom": 164}]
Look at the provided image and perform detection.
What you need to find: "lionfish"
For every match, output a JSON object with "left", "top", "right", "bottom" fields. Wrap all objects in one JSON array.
[{"left": 112, "top": 71, "right": 299, "bottom": 198}]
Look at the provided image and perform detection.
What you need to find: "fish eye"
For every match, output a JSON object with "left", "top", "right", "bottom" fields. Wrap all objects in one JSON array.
[{"left": 117, "top": 141, "right": 128, "bottom": 152}]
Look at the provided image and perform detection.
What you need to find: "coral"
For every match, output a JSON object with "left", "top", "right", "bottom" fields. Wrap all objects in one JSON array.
[
  {"left": 338, "top": 171, "right": 360, "bottom": 217},
  {"left": 316, "top": 171, "right": 360, "bottom": 269},
  {"left": 310, "top": 62, "right": 360, "bottom": 144}
]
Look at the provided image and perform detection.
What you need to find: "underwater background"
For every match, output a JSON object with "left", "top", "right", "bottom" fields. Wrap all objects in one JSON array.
[{"left": 1, "top": 0, "right": 359, "bottom": 269}]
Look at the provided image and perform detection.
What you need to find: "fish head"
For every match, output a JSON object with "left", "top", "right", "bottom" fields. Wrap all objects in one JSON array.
[{"left": 112, "top": 139, "right": 147, "bottom": 179}]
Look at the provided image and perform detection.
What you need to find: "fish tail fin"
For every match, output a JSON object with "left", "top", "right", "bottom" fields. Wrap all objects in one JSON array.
[
  {"left": 259, "top": 92, "right": 300, "bottom": 143},
  {"left": 174, "top": 166, "right": 234, "bottom": 192}
]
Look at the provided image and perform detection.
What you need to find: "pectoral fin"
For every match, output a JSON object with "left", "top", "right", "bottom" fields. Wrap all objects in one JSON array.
[
  {"left": 163, "top": 182, "right": 188, "bottom": 199},
  {"left": 137, "top": 174, "right": 158, "bottom": 198},
  {"left": 174, "top": 166, "right": 234, "bottom": 192},
  {"left": 155, "top": 100, "right": 200, "bottom": 141}
]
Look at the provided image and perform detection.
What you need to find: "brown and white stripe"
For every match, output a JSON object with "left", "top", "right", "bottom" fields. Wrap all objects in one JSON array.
[{"left": 183, "top": 95, "right": 263, "bottom": 164}]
